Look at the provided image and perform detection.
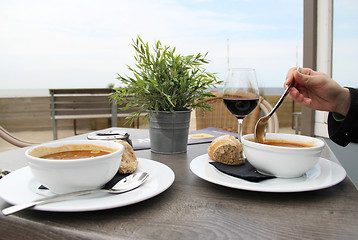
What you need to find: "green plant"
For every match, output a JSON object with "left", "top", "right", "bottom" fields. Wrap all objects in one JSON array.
[{"left": 110, "top": 36, "right": 222, "bottom": 122}]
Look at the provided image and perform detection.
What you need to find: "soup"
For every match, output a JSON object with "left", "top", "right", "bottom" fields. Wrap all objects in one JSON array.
[
  {"left": 41, "top": 150, "right": 110, "bottom": 160},
  {"left": 248, "top": 138, "right": 315, "bottom": 148}
]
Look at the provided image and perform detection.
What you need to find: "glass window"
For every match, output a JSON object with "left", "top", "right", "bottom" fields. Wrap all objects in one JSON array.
[{"left": 332, "top": 0, "right": 358, "bottom": 88}]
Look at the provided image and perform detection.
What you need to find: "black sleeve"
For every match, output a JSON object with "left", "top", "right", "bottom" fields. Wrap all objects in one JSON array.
[{"left": 328, "top": 88, "right": 358, "bottom": 147}]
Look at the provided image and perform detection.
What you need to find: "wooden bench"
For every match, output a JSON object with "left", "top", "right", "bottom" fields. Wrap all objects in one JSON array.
[{"left": 49, "top": 88, "right": 140, "bottom": 140}]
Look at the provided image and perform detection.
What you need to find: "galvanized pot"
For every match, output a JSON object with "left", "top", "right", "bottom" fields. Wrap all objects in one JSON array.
[{"left": 148, "top": 110, "right": 191, "bottom": 154}]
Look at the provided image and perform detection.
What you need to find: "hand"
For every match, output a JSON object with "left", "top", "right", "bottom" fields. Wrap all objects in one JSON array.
[{"left": 284, "top": 67, "right": 351, "bottom": 116}]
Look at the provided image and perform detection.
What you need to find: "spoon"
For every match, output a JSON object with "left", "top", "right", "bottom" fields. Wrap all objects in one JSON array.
[
  {"left": 2, "top": 172, "right": 149, "bottom": 216},
  {"left": 254, "top": 66, "right": 300, "bottom": 143}
]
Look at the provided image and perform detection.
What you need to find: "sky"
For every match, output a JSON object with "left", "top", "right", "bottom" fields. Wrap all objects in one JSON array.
[{"left": 0, "top": 0, "right": 357, "bottom": 91}]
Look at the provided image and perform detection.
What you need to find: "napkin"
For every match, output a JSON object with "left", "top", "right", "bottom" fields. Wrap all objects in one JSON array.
[
  {"left": 102, "top": 173, "right": 130, "bottom": 189},
  {"left": 209, "top": 160, "right": 275, "bottom": 182}
]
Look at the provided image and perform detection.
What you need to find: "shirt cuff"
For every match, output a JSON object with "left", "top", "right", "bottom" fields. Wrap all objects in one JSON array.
[{"left": 332, "top": 112, "right": 345, "bottom": 122}]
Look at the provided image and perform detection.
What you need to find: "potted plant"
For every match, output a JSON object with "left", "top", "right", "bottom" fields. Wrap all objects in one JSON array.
[{"left": 110, "top": 36, "right": 221, "bottom": 154}]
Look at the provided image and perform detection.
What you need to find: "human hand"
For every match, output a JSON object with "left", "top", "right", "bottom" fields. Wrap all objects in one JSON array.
[{"left": 284, "top": 67, "right": 351, "bottom": 116}]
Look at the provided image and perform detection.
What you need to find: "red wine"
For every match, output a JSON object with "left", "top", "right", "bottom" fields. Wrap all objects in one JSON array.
[{"left": 223, "top": 98, "right": 259, "bottom": 119}]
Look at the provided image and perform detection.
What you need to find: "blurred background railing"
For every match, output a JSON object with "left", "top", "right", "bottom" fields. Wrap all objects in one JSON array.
[{"left": 0, "top": 92, "right": 299, "bottom": 131}]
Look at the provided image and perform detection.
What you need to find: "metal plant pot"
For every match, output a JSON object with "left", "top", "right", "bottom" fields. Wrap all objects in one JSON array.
[{"left": 148, "top": 110, "right": 191, "bottom": 154}]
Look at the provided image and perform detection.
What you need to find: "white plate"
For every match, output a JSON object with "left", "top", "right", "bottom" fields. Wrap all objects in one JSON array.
[
  {"left": 190, "top": 154, "right": 346, "bottom": 193},
  {"left": 0, "top": 158, "right": 175, "bottom": 212}
]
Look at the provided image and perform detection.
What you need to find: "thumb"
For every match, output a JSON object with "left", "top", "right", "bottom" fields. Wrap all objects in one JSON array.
[{"left": 294, "top": 70, "right": 311, "bottom": 87}]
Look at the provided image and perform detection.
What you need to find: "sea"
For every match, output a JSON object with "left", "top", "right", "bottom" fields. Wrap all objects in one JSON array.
[{"left": 0, "top": 88, "right": 284, "bottom": 98}]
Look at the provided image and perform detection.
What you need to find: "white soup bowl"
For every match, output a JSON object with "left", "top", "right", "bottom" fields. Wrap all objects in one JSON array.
[
  {"left": 241, "top": 133, "right": 325, "bottom": 178},
  {"left": 25, "top": 140, "right": 124, "bottom": 193}
]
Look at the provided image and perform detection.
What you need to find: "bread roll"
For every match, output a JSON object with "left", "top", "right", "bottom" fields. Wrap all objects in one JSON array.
[
  {"left": 115, "top": 140, "right": 138, "bottom": 174},
  {"left": 208, "top": 135, "right": 245, "bottom": 165}
]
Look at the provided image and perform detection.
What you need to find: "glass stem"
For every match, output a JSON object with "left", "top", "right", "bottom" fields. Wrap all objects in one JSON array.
[
  {"left": 237, "top": 118, "right": 245, "bottom": 159},
  {"left": 237, "top": 118, "right": 243, "bottom": 142}
]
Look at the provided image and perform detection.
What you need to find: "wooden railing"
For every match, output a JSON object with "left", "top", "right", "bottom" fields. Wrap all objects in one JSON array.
[{"left": 49, "top": 88, "right": 118, "bottom": 139}]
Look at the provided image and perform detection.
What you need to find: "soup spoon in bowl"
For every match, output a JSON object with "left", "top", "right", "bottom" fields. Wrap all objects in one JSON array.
[
  {"left": 254, "top": 67, "right": 300, "bottom": 143},
  {"left": 2, "top": 172, "right": 149, "bottom": 216}
]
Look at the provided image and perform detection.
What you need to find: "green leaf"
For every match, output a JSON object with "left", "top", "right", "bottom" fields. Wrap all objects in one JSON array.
[{"left": 110, "top": 36, "right": 221, "bottom": 122}]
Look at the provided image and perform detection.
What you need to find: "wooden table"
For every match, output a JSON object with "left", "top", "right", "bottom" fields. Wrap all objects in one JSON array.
[{"left": 0, "top": 128, "right": 357, "bottom": 239}]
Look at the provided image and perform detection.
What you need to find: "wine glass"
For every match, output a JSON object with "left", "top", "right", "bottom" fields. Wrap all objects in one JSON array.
[{"left": 223, "top": 68, "right": 260, "bottom": 142}]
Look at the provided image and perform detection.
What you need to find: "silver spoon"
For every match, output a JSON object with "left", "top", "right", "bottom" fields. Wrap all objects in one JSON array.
[
  {"left": 254, "top": 67, "right": 300, "bottom": 143},
  {"left": 2, "top": 172, "right": 149, "bottom": 216}
]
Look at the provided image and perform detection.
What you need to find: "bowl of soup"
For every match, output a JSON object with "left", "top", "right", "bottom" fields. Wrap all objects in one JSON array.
[
  {"left": 25, "top": 140, "right": 124, "bottom": 193},
  {"left": 241, "top": 133, "right": 325, "bottom": 178}
]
